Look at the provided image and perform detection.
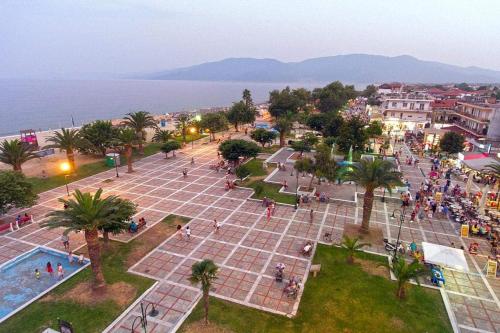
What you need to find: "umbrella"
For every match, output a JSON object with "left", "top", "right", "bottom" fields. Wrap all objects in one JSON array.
[
  {"left": 465, "top": 173, "right": 474, "bottom": 194},
  {"left": 478, "top": 184, "right": 490, "bottom": 215}
]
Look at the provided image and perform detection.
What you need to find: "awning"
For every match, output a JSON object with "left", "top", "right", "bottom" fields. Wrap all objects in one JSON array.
[
  {"left": 462, "top": 157, "right": 497, "bottom": 172},
  {"left": 421, "top": 242, "right": 469, "bottom": 272}
]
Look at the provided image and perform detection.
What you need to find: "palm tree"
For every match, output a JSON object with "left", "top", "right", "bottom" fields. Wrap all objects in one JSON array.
[
  {"left": 344, "top": 159, "right": 402, "bottom": 233},
  {"left": 152, "top": 129, "right": 174, "bottom": 143},
  {"left": 0, "top": 139, "right": 37, "bottom": 172},
  {"left": 483, "top": 163, "right": 500, "bottom": 178},
  {"left": 341, "top": 236, "right": 370, "bottom": 264},
  {"left": 114, "top": 128, "right": 137, "bottom": 173},
  {"left": 41, "top": 189, "right": 136, "bottom": 289},
  {"left": 380, "top": 258, "right": 425, "bottom": 299},
  {"left": 122, "top": 111, "right": 157, "bottom": 155},
  {"left": 176, "top": 114, "right": 191, "bottom": 143},
  {"left": 189, "top": 259, "right": 218, "bottom": 325},
  {"left": 274, "top": 112, "right": 295, "bottom": 147},
  {"left": 44, "top": 128, "right": 81, "bottom": 171}
]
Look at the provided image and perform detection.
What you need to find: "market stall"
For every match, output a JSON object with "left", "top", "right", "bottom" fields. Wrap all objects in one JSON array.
[{"left": 422, "top": 242, "right": 469, "bottom": 272}]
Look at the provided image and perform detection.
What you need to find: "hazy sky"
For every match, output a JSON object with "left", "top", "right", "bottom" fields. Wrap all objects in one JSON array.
[{"left": 1, "top": 0, "right": 499, "bottom": 78}]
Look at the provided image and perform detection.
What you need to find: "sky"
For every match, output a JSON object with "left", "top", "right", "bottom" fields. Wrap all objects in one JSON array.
[{"left": 1, "top": 0, "right": 499, "bottom": 79}]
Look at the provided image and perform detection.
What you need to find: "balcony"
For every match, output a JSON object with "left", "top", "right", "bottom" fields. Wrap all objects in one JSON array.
[
  {"left": 442, "top": 119, "right": 487, "bottom": 137},
  {"left": 453, "top": 109, "right": 490, "bottom": 123}
]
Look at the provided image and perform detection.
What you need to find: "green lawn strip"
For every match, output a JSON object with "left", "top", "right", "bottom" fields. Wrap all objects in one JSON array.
[
  {"left": 238, "top": 158, "right": 296, "bottom": 205},
  {"left": 180, "top": 246, "right": 452, "bottom": 333},
  {"left": 260, "top": 145, "right": 281, "bottom": 154}
]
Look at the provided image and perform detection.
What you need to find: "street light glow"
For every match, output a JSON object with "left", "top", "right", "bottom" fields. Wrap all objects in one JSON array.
[
  {"left": 60, "top": 162, "right": 71, "bottom": 172},
  {"left": 190, "top": 127, "right": 196, "bottom": 134}
]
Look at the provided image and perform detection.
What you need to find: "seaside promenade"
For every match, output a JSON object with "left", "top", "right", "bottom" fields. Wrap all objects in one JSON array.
[{"left": 0, "top": 136, "right": 499, "bottom": 332}]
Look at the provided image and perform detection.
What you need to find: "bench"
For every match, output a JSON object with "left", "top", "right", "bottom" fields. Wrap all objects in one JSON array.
[
  {"left": 310, "top": 264, "right": 321, "bottom": 277},
  {"left": 129, "top": 219, "right": 146, "bottom": 233}
]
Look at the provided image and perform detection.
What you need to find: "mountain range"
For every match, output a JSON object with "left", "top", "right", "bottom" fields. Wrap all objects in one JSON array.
[{"left": 144, "top": 54, "right": 500, "bottom": 84}]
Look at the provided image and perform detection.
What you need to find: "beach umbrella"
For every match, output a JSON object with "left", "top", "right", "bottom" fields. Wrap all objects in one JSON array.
[
  {"left": 478, "top": 184, "right": 490, "bottom": 215},
  {"left": 465, "top": 173, "right": 474, "bottom": 195}
]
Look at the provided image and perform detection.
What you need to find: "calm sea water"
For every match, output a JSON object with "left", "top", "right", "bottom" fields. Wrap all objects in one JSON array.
[{"left": 0, "top": 79, "right": 331, "bottom": 136}]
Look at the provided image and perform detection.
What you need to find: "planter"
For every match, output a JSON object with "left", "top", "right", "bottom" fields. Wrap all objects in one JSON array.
[{"left": 297, "top": 185, "right": 315, "bottom": 196}]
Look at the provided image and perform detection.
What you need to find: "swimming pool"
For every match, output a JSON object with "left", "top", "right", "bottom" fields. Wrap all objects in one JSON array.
[{"left": 0, "top": 247, "right": 89, "bottom": 322}]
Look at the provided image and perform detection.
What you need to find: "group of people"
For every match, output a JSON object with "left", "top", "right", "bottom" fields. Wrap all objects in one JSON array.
[
  {"left": 10, "top": 213, "right": 32, "bottom": 231},
  {"left": 35, "top": 252, "right": 85, "bottom": 282},
  {"left": 129, "top": 217, "right": 147, "bottom": 233}
]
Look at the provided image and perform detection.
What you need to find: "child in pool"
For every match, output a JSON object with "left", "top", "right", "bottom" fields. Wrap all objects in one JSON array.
[
  {"left": 46, "top": 262, "right": 54, "bottom": 276},
  {"left": 35, "top": 269, "right": 40, "bottom": 280},
  {"left": 57, "top": 263, "right": 64, "bottom": 280}
]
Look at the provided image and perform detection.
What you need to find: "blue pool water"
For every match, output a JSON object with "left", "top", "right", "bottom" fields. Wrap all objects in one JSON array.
[{"left": 0, "top": 248, "right": 88, "bottom": 321}]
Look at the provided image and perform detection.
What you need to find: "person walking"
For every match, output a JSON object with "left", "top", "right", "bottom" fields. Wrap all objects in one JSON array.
[
  {"left": 61, "top": 234, "right": 70, "bottom": 251},
  {"left": 186, "top": 226, "right": 191, "bottom": 240},
  {"left": 214, "top": 219, "right": 221, "bottom": 233},
  {"left": 176, "top": 225, "right": 183, "bottom": 240},
  {"left": 309, "top": 209, "right": 314, "bottom": 223}
]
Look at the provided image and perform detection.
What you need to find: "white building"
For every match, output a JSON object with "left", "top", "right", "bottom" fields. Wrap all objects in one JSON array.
[{"left": 380, "top": 93, "right": 434, "bottom": 132}]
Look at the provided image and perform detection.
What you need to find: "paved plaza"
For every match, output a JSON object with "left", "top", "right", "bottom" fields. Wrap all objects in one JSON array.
[{"left": 0, "top": 139, "right": 499, "bottom": 333}]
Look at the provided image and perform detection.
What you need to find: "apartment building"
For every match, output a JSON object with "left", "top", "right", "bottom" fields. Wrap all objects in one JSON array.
[{"left": 380, "top": 93, "right": 434, "bottom": 131}]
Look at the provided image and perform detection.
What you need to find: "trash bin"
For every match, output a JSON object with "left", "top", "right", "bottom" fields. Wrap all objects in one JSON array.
[{"left": 105, "top": 153, "right": 120, "bottom": 167}]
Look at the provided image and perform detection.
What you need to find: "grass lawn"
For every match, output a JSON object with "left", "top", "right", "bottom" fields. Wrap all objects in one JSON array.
[
  {"left": 0, "top": 215, "right": 189, "bottom": 333},
  {"left": 260, "top": 145, "right": 281, "bottom": 154},
  {"left": 181, "top": 245, "right": 452, "bottom": 333},
  {"left": 239, "top": 158, "right": 296, "bottom": 205}
]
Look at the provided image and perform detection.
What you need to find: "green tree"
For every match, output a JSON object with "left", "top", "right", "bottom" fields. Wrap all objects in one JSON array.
[
  {"left": 189, "top": 259, "right": 218, "bottom": 325},
  {"left": 200, "top": 112, "right": 228, "bottom": 141},
  {"left": 439, "top": 132, "right": 465, "bottom": 155},
  {"left": 336, "top": 116, "right": 368, "bottom": 153},
  {"left": 44, "top": 128, "right": 82, "bottom": 171},
  {"left": 454, "top": 82, "right": 473, "bottom": 91},
  {"left": 294, "top": 157, "right": 314, "bottom": 189},
  {"left": 41, "top": 189, "right": 136, "bottom": 289},
  {"left": 152, "top": 129, "right": 174, "bottom": 143},
  {"left": 313, "top": 144, "right": 337, "bottom": 185},
  {"left": 226, "top": 101, "right": 256, "bottom": 131},
  {"left": 365, "top": 121, "right": 383, "bottom": 138},
  {"left": 274, "top": 112, "right": 295, "bottom": 147},
  {"left": 250, "top": 128, "right": 277, "bottom": 147},
  {"left": 242, "top": 89, "right": 253, "bottom": 107},
  {"left": 235, "top": 164, "right": 251, "bottom": 181},
  {"left": 161, "top": 140, "right": 182, "bottom": 158},
  {"left": 291, "top": 140, "right": 311, "bottom": 156},
  {"left": 361, "top": 84, "right": 378, "bottom": 97},
  {"left": 307, "top": 112, "right": 344, "bottom": 137},
  {"left": 176, "top": 114, "right": 191, "bottom": 143},
  {"left": 114, "top": 128, "right": 138, "bottom": 173},
  {"left": 268, "top": 87, "right": 302, "bottom": 119},
  {"left": 79, "top": 120, "right": 118, "bottom": 156},
  {"left": 344, "top": 159, "right": 402, "bottom": 233},
  {"left": 380, "top": 258, "right": 425, "bottom": 299},
  {"left": 324, "top": 136, "right": 336, "bottom": 147},
  {"left": 0, "top": 171, "right": 38, "bottom": 215},
  {"left": 341, "top": 236, "right": 370, "bottom": 264},
  {"left": 313, "top": 81, "right": 357, "bottom": 113},
  {"left": 303, "top": 132, "right": 319, "bottom": 146},
  {"left": 0, "top": 139, "right": 37, "bottom": 172},
  {"left": 122, "top": 111, "right": 157, "bottom": 155},
  {"left": 219, "top": 139, "right": 260, "bottom": 165},
  {"left": 99, "top": 198, "right": 136, "bottom": 247}
]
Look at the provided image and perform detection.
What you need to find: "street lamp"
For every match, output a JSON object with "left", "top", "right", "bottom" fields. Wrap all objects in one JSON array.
[
  {"left": 130, "top": 302, "right": 159, "bottom": 333},
  {"left": 190, "top": 127, "right": 196, "bottom": 148},
  {"left": 60, "top": 162, "right": 71, "bottom": 196},
  {"left": 113, "top": 153, "right": 119, "bottom": 178},
  {"left": 294, "top": 169, "right": 299, "bottom": 210},
  {"left": 390, "top": 207, "right": 407, "bottom": 262}
]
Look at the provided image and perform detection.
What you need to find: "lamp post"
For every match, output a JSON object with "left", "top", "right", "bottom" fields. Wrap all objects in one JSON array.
[
  {"left": 113, "top": 153, "right": 119, "bottom": 178},
  {"left": 294, "top": 169, "right": 299, "bottom": 210},
  {"left": 190, "top": 127, "right": 196, "bottom": 149},
  {"left": 60, "top": 162, "right": 71, "bottom": 196},
  {"left": 130, "top": 301, "right": 159, "bottom": 333},
  {"left": 390, "top": 207, "right": 406, "bottom": 262}
]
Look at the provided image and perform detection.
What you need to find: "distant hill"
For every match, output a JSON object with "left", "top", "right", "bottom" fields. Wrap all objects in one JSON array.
[{"left": 144, "top": 54, "right": 500, "bottom": 84}]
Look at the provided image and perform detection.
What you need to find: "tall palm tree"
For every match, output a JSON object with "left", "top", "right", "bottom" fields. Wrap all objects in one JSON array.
[
  {"left": 152, "top": 129, "right": 174, "bottom": 143},
  {"left": 341, "top": 236, "right": 370, "bottom": 264},
  {"left": 380, "top": 258, "right": 425, "bottom": 299},
  {"left": 344, "top": 159, "right": 402, "bottom": 233},
  {"left": 189, "top": 259, "right": 218, "bottom": 325},
  {"left": 0, "top": 139, "right": 37, "bottom": 172},
  {"left": 44, "top": 128, "right": 81, "bottom": 171},
  {"left": 41, "top": 189, "right": 136, "bottom": 289},
  {"left": 122, "top": 111, "right": 157, "bottom": 155},
  {"left": 274, "top": 112, "right": 295, "bottom": 147},
  {"left": 176, "top": 114, "right": 191, "bottom": 143},
  {"left": 114, "top": 128, "right": 138, "bottom": 173}
]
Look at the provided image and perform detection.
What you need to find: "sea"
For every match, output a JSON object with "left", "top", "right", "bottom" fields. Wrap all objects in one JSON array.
[{"left": 0, "top": 79, "right": 340, "bottom": 136}]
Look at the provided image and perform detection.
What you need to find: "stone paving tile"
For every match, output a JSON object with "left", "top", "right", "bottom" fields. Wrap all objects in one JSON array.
[
  {"left": 202, "top": 207, "right": 232, "bottom": 221},
  {"left": 159, "top": 236, "right": 203, "bottom": 256},
  {"left": 242, "top": 229, "right": 281, "bottom": 252},
  {"left": 213, "top": 197, "right": 244, "bottom": 209},
  {"left": 132, "top": 251, "right": 183, "bottom": 279},
  {"left": 264, "top": 254, "right": 308, "bottom": 279},
  {"left": 191, "top": 239, "right": 235, "bottom": 265},
  {"left": 286, "top": 220, "right": 321, "bottom": 240},
  {"left": 147, "top": 187, "right": 177, "bottom": 199},
  {"left": 166, "top": 258, "right": 198, "bottom": 287},
  {"left": 150, "top": 199, "right": 183, "bottom": 213},
  {"left": 212, "top": 267, "right": 257, "bottom": 301},
  {"left": 0, "top": 239, "right": 35, "bottom": 265},
  {"left": 254, "top": 216, "right": 289, "bottom": 233},
  {"left": 173, "top": 203, "right": 207, "bottom": 218},
  {"left": 185, "top": 218, "right": 215, "bottom": 237},
  {"left": 225, "top": 246, "right": 271, "bottom": 273},
  {"left": 276, "top": 236, "right": 311, "bottom": 259},
  {"left": 249, "top": 276, "right": 296, "bottom": 314},
  {"left": 209, "top": 224, "right": 248, "bottom": 244}
]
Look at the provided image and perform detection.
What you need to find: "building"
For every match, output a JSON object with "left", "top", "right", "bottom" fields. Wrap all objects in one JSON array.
[
  {"left": 377, "top": 83, "right": 403, "bottom": 94},
  {"left": 442, "top": 100, "right": 500, "bottom": 145},
  {"left": 380, "top": 93, "right": 434, "bottom": 131}
]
